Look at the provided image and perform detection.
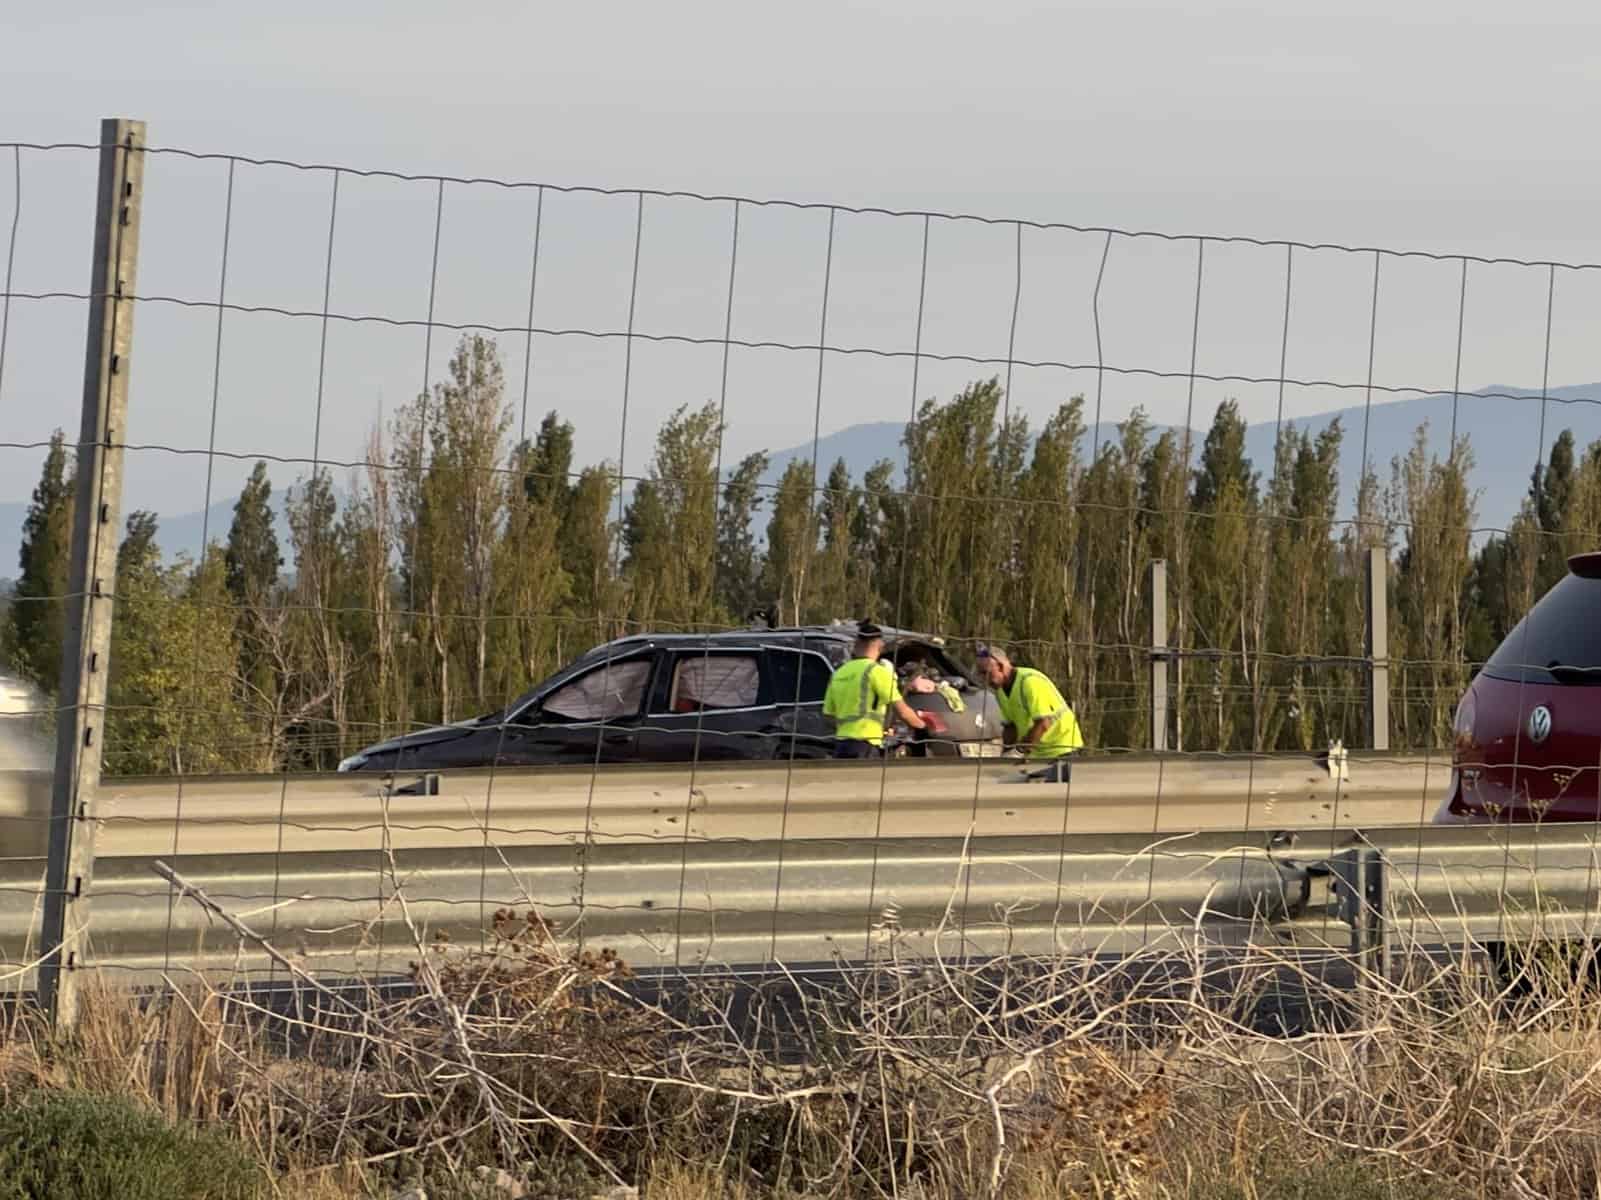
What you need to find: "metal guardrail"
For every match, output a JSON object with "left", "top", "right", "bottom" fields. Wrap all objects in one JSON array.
[
  {"left": 32, "top": 751, "right": 1601, "bottom": 999},
  {"left": 0, "top": 828, "right": 1342, "bottom": 989},
  {"left": 0, "top": 750, "right": 1454, "bottom": 861},
  {"left": 1355, "top": 824, "right": 1601, "bottom": 953}
]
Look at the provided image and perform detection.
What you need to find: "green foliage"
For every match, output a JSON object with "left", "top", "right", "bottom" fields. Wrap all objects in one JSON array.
[
  {"left": 0, "top": 1090, "right": 267, "bottom": 1200},
  {"left": 523, "top": 410, "right": 575, "bottom": 516},
  {"left": 898, "top": 377, "right": 1019, "bottom": 637},
  {"left": 623, "top": 401, "right": 723, "bottom": 629},
  {"left": 223, "top": 460, "right": 280, "bottom": 607},
  {"left": 21, "top": 329, "right": 1595, "bottom": 770},
  {"left": 106, "top": 516, "right": 250, "bottom": 775},
  {"left": 1187, "top": 1154, "right": 1432, "bottom": 1200},
  {"left": 561, "top": 464, "right": 620, "bottom": 651},
  {"left": 763, "top": 459, "right": 817, "bottom": 625},
  {"left": 852, "top": 458, "right": 900, "bottom": 620},
  {"left": 1392, "top": 426, "right": 1477, "bottom": 747},
  {"left": 1007, "top": 398, "right": 1086, "bottom": 687},
  {"left": 2, "top": 430, "right": 74, "bottom": 690},
  {"left": 717, "top": 450, "right": 770, "bottom": 622}
]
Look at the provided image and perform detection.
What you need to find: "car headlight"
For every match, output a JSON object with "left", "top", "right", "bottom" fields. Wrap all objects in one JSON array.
[{"left": 337, "top": 754, "right": 368, "bottom": 773}]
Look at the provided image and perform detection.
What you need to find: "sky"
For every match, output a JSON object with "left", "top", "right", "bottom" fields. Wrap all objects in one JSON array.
[{"left": 7, "top": 0, "right": 1601, "bottom": 529}]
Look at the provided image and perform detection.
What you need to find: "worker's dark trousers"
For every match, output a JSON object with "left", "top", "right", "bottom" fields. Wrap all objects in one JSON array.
[
  {"left": 833, "top": 740, "right": 883, "bottom": 760},
  {"left": 1023, "top": 757, "right": 1073, "bottom": 783}
]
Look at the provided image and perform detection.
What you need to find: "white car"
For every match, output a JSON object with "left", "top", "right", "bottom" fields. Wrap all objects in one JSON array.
[{"left": 0, "top": 674, "right": 35, "bottom": 718}]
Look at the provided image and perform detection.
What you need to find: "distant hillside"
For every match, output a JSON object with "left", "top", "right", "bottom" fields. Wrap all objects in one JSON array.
[
  {"left": 0, "top": 498, "right": 294, "bottom": 582},
  {"left": 4, "top": 384, "right": 1597, "bottom": 573},
  {"left": 760, "top": 384, "right": 1601, "bottom": 541}
]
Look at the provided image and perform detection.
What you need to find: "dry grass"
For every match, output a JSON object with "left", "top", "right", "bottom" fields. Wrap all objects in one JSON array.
[{"left": 4, "top": 898, "right": 1601, "bottom": 1198}]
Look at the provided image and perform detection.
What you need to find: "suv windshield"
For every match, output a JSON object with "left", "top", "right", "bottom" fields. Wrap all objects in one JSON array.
[{"left": 1483, "top": 573, "right": 1601, "bottom": 684}]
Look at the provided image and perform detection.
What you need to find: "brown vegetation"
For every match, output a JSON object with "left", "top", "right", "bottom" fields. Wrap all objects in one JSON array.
[{"left": 1, "top": 899, "right": 1599, "bottom": 1198}]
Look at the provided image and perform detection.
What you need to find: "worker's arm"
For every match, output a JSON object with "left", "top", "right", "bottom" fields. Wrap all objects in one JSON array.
[
  {"left": 875, "top": 665, "right": 925, "bottom": 732},
  {"left": 893, "top": 698, "right": 928, "bottom": 732},
  {"left": 1021, "top": 714, "right": 1056, "bottom": 747},
  {"left": 1018, "top": 675, "right": 1058, "bottom": 748}
]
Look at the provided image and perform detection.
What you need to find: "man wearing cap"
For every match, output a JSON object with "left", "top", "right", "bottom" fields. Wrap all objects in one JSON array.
[
  {"left": 976, "top": 643, "right": 1083, "bottom": 781},
  {"left": 823, "top": 622, "right": 928, "bottom": 758}
]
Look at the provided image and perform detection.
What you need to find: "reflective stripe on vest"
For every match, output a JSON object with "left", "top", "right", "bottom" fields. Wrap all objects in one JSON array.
[{"left": 833, "top": 659, "right": 888, "bottom": 723}]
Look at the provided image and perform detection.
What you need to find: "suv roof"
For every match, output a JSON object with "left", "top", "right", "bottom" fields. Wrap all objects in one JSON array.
[{"left": 588, "top": 622, "right": 950, "bottom": 658}]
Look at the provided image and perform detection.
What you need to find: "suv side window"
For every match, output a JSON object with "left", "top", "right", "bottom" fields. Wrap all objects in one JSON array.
[
  {"left": 656, "top": 653, "right": 761, "bottom": 714},
  {"left": 538, "top": 658, "right": 653, "bottom": 722},
  {"left": 767, "top": 649, "right": 833, "bottom": 705}
]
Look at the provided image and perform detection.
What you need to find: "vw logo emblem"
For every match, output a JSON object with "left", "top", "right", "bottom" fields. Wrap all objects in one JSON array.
[{"left": 1528, "top": 705, "right": 1553, "bottom": 745}]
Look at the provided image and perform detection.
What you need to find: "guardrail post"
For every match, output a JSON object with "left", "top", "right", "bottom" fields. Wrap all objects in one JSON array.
[
  {"left": 38, "top": 118, "right": 147, "bottom": 1031},
  {"left": 1330, "top": 845, "right": 1386, "bottom": 975},
  {"left": 1366, "top": 546, "right": 1390, "bottom": 752},
  {"left": 1150, "top": 559, "right": 1168, "bottom": 753}
]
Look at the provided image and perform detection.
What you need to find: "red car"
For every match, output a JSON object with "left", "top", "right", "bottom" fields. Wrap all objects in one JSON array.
[{"left": 1436, "top": 551, "right": 1601, "bottom": 823}]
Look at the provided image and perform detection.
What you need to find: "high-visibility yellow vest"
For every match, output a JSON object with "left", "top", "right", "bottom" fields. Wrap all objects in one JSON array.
[
  {"left": 995, "top": 667, "right": 1083, "bottom": 760},
  {"left": 823, "top": 657, "right": 901, "bottom": 746}
]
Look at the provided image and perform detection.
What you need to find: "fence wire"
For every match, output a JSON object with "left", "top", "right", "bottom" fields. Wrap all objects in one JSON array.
[{"left": 0, "top": 132, "right": 1598, "bottom": 1001}]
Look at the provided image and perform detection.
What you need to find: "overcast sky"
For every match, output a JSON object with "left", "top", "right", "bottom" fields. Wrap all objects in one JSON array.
[{"left": 7, "top": 0, "right": 1601, "bottom": 521}]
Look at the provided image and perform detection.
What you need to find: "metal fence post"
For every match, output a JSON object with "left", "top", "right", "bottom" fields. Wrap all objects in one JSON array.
[
  {"left": 1150, "top": 559, "right": 1168, "bottom": 753},
  {"left": 1366, "top": 546, "right": 1390, "bottom": 753},
  {"left": 38, "top": 118, "right": 147, "bottom": 1029}
]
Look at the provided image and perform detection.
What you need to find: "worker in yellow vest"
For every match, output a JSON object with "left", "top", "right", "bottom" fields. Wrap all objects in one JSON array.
[
  {"left": 823, "top": 622, "right": 929, "bottom": 758},
  {"left": 976, "top": 643, "right": 1084, "bottom": 782}
]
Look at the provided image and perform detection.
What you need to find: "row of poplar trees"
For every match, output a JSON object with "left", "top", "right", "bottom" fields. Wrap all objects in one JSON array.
[{"left": 4, "top": 333, "right": 1600, "bottom": 774}]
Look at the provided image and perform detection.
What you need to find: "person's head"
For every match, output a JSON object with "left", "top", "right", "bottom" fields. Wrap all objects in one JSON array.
[
  {"left": 853, "top": 620, "right": 885, "bottom": 660},
  {"left": 975, "top": 643, "right": 1012, "bottom": 688}
]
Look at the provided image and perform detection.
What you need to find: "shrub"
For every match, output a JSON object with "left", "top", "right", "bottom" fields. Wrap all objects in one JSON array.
[{"left": 0, "top": 1090, "right": 268, "bottom": 1200}]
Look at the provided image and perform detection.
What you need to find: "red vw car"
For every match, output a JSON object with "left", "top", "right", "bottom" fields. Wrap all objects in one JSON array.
[{"left": 1436, "top": 552, "right": 1601, "bottom": 823}]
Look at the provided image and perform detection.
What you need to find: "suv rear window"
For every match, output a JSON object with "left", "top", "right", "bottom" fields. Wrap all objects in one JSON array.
[{"left": 1483, "top": 573, "right": 1601, "bottom": 684}]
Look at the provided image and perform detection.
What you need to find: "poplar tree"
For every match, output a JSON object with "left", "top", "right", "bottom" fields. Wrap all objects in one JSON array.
[
  {"left": 809, "top": 458, "right": 856, "bottom": 624},
  {"left": 3, "top": 431, "right": 74, "bottom": 688},
  {"left": 763, "top": 460, "right": 817, "bottom": 626},
  {"left": 716, "top": 450, "right": 769, "bottom": 622}
]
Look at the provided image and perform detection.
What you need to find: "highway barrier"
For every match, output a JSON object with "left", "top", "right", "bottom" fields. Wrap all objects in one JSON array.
[{"left": 0, "top": 749, "right": 1453, "bottom": 861}]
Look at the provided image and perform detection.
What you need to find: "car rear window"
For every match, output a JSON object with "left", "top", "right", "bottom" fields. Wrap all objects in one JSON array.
[{"left": 1483, "top": 573, "right": 1601, "bottom": 684}]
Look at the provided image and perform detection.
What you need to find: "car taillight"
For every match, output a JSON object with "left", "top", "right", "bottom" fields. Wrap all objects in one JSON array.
[{"left": 1453, "top": 689, "right": 1477, "bottom": 753}]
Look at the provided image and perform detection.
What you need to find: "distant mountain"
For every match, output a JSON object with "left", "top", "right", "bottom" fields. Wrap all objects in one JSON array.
[
  {"left": 0, "top": 498, "right": 294, "bottom": 584},
  {"left": 3, "top": 384, "right": 1596, "bottom": 574},
  {"left": 759, "top": 384, "right": 1601, "bottom": 542}
]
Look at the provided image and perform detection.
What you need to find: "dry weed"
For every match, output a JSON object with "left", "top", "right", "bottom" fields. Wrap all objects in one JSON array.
[{"left": 12, "top": 880, "right": 1601, "bottom": 1199}]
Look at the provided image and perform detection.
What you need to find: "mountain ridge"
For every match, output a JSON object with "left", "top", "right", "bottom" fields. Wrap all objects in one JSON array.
[{"left": 3, "top": 384, "right": 1596, "bottom": 573}]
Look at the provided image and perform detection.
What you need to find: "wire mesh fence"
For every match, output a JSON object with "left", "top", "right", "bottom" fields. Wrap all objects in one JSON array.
[{"left": 1, "top": 122, "right": 1600, "bottom": 1016}]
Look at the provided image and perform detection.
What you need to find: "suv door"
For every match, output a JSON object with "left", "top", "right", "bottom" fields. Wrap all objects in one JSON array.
[
  {"left": 764, "top": 646, "right": 836, "bottom": 759},
  {"left": 635, "top": 648, "right": 768, "bottom": 762},
  {"left": 498, "top": 653, "right": 656, "bottom": 765}
]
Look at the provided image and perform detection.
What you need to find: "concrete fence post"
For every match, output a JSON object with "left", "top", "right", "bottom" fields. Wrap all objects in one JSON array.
[{"left": 39, "top": 118, "right": 147, "bottom": 1030}]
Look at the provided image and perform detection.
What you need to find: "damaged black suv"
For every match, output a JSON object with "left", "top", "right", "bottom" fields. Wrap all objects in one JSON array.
[{"left": 337, "top": 622, "right": 1003, "bottom": 773}]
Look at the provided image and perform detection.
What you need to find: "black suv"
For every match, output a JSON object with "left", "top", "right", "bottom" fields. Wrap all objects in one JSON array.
[{"left": 336, "top": 623, "right": 1002, "bottom": 773}]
